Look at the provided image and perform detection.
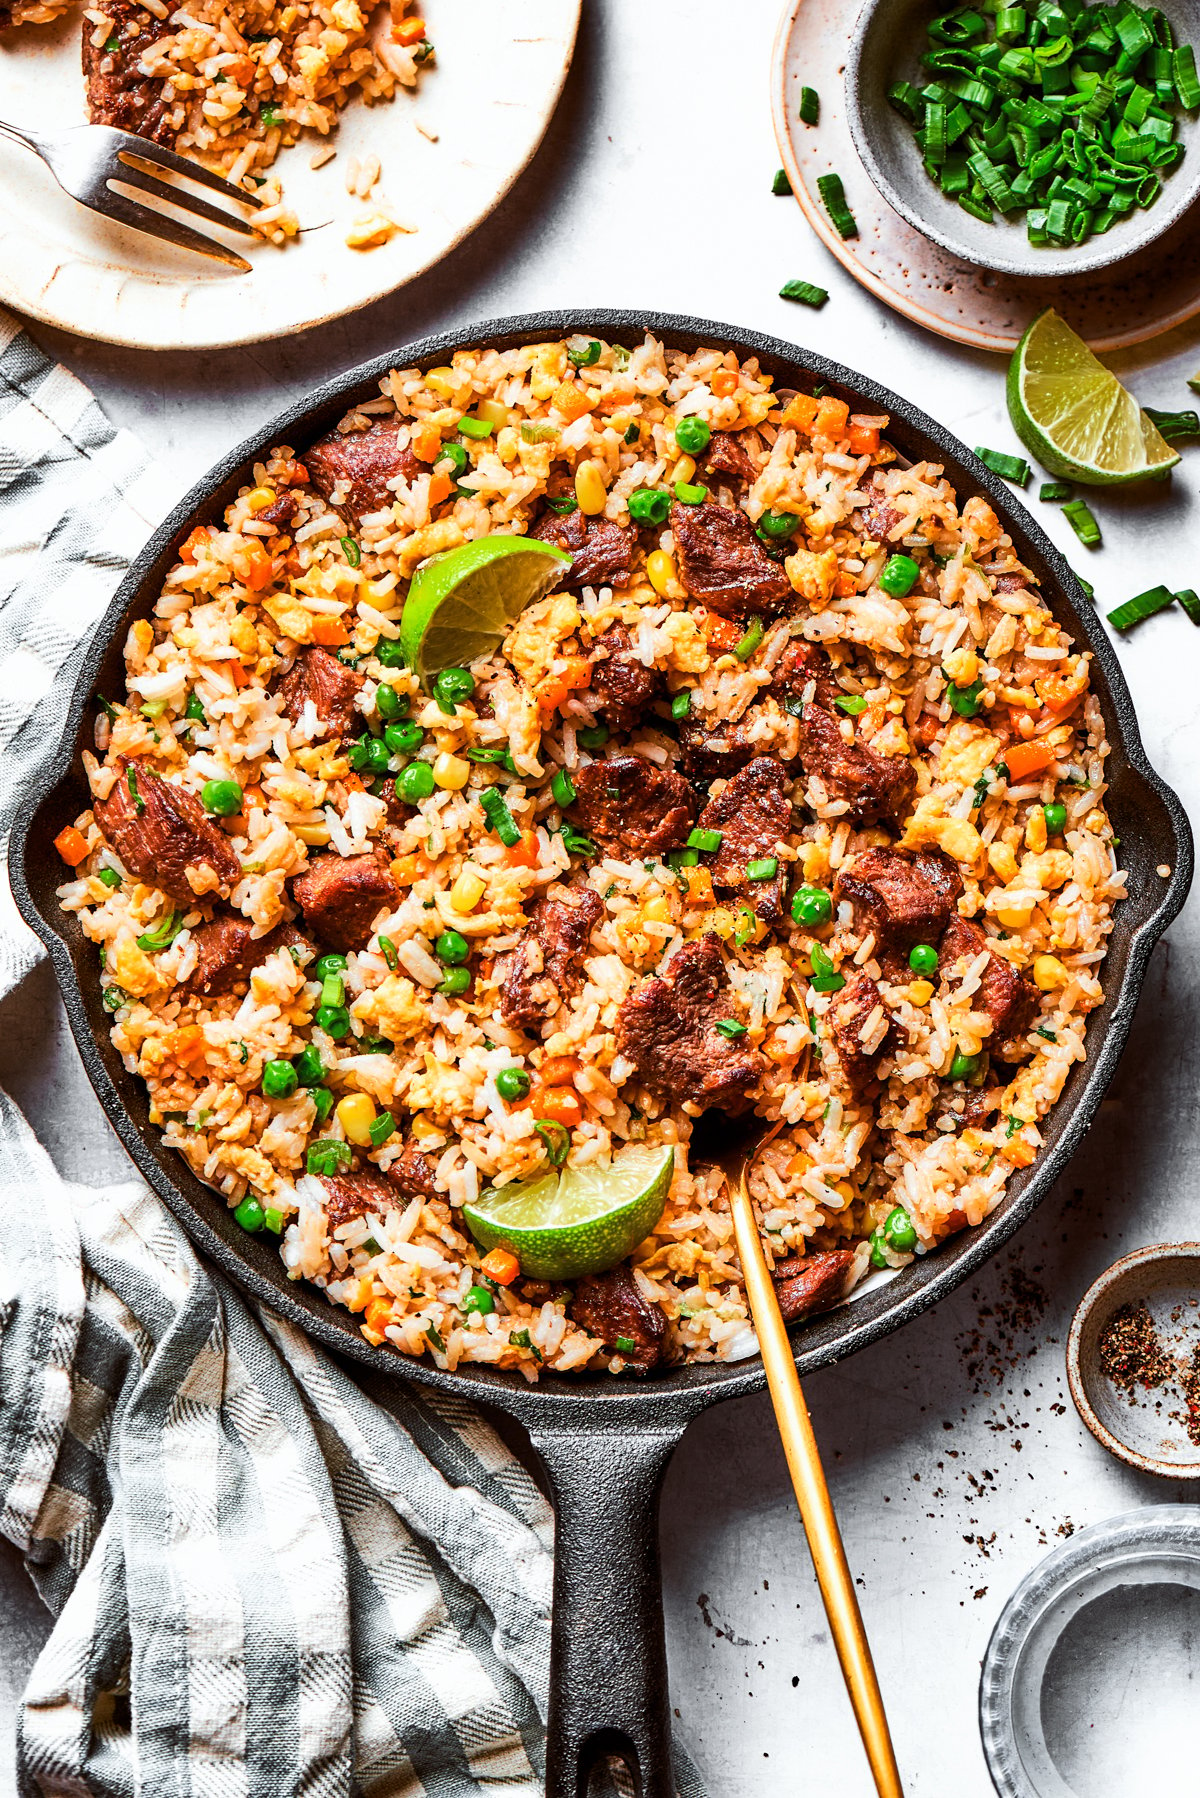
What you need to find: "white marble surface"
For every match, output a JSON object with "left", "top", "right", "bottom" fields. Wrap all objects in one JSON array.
[{"left": 5, "top": 1, "right": 1200, "bottom": 1793}]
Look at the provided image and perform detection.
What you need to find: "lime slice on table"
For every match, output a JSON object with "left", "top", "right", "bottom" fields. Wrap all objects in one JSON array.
[
  {"left": 463, "top": 1144, "right": 674, "bottom": 1282},
  {"left": 399, "top": 535, "right": 572, "bottom": 684},
  {"left": 1007, "top": 308, "right": 1179, "bottom": 486}
]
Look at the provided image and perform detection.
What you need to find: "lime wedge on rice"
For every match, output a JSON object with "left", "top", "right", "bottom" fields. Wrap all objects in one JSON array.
[
  {"left": 1007, "top": 308, "right": 1179, "bottom": 486},
  {"left": 400, "top": 535, "right": 572, "bottom": 684},
  {"left": 463, "top": 1143, "right": 674, "bottom": 1282}
]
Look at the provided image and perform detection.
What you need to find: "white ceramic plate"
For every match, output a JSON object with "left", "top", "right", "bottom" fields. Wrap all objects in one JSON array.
[{"left": 0, "top": 0, "right": 579, "bottom": 349}]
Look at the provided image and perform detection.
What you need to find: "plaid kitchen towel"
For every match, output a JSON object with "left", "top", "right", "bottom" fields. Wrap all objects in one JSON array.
[{"left": 0, "top": 313, "right": 698, "bottom": 1798}]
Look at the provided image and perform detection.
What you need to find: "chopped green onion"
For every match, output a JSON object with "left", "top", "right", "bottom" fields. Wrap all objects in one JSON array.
[
  {"left": 715, "top": 1019, "right": 748, "bottom": 1039},
  {"left": 578, "top": 724, "right": 609, "bottom": 748},
  {"left": 306, "top": 1139, "right": 352, "bottom": 1176},
  {"left": 688, "top": 827, "right": 723, "bottom": 852},
  {"left": 799, "top": 86, "right": 820, "bottom": 125},
  {"left": 747, "top": 857, "right": 778, "bottom": 881},
  {"left": 1175, "top": 588, "right": 1200, "bottom": 625},
  {"left": 834, "top": 694, "right": 868, "bottom": 715},
  {"left": 550, "top": 768, "right": 576, "bottom": 809},
  {"left": 733, "top": 617, "right": 764, "bottom": 661},
  {"left": 1039, "top": 481, "right": 1072, "bottom": 500},
  {"left": 1107, "top": 584, "right": 1176, "bottom": 630},
  {"left": 458, "top": 415, "right": 494, "bottom": 439},
  {"left": 1062, "top": 498, "right": 1101, "bottom": 546},
  {"left": 340, "top": 536, "right": 361, "bottom": 568},
  {"left": 816, "top": 172, "right": 858, "bottom": 238},
  {"left": 975, "top": 446, "right": 1031, "bottom": 485},
  {"left": 772, "top": 168, "right": 793, "bottom": 195},
  {"left": 671, "top": 690, "right": 692, "bottom": 720},
  {"left": 567, "top": 338, "right": 602, "bottom": 367},
  {"left": 479, "top": 785, "right": 521, "bottom": 847},
  {"left": 1144, "top": 406, "right": 1200, "bottom": 441},
  {"left": 674, "top": 481, "right": 709, "bottom": 506},
  {"left": 733, "top": 904, "right": 757, "bottom": 948},
  {"left": 136, "top": 912, "right": 182, "bottom": 953},
  {"left": 377, "top": 935, "right": 398, "bottom": 971},
  {"left": 545, "top": 495, "right": 578, "bottom": 515},
  {"left": 809, "top": 941, "right": 845, "bottom": 994},
  {"left": 535, "top": 1119, "right": 571, "bottom": 1165},
  {"left": 779, "top": 279, "right": 829, "bottom": 307}
]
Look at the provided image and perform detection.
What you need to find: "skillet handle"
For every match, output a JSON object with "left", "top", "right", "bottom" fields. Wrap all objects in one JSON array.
[{"left": 527, "top": 1421, "right": 687, "bottom": 1798}]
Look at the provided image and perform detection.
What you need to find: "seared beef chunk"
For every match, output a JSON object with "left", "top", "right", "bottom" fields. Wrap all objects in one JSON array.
[
  {"left": 827, "top": 973, "right": 898, "bottom": 1095},
  {"left": 567, "top": 755, "right": 696, "bottom": 856},
  {"left": 588, "top": 625, "right": 662, "bottom": 731},
  {"left": 935, "top": 1084, "right": 1003, "bottom": 1131},
  {"left": 95, "top": 758, "right": 241, "bottom": 905},
  {"left": 992, "top": 570, "right": 1032, "bottom": 593},
  {"left": 617, "top": 933, "right": 764, "bottom": 1111},
  {"left": 83, "top": 2, "right": 176, "bottom": 144},
  {"left": 387, "top": 1142, "right": 439, "bottom": 1198},
  {"left": 853, "top": 478, "right": 904, "bottom": 546},
  {"left": 318, "top": 1170, "right": 395, "bottom": 1233},
  {"left": 306, "top": 420, "right": 420, "bottom": 525},
  {"left": 669, "top": 501, "right": 792, "bottom": 619},
  {"left": 274, "top": 645, "right": 364, "bottom": 739},
  {"left": 532, "top": 504, "right": 637, "bottom": 591},
  {"left": 700, "top": 430, "right": 760, "bottom": 488},
  {"left": 698, "top": 756, "right": 791, "bottom": 925},
  {"left": 771, "top": 641, "right": 917, "bottom": 825},
  {"left": 677, "top": 713, "right": 759, "bottom": 782},
  {"left": 772, "top": 1250, "right": 855, "bottom": 1324},
  {"left": 570, "top": 1266, "right": 666, "bottom": 1374},
  {"left": 257, "top": 490, "right": 299, "bottom": 531},
  {"left": 500, "top": 887, "right": 604, "bottom": 1030},
  {"left": 939, "top": 915, "right": 1037, "bottom": 1062},
  {"left": 834, "top": 847, "right": 963, "bottom": 972},
  {"left": 182, "top": 914, "right": 304, "bottom": 998},
  {"left": 291, "top": 853, "right": 397, "bottom": 953}
]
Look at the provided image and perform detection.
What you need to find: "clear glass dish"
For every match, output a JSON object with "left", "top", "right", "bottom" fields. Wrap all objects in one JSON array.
[{"left": 979, "top": 1506, "right": 1200, "bottom": 1797}]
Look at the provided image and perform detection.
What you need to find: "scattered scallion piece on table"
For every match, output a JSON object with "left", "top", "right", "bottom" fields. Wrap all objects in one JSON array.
[
  {"left": 975, "top": 446, "right": 1031, "bottom": 485},
  {"left": 780, "top": 279, "right": 829, "bottom": 307},
  {"left": 772, "top": 168, "right": 793, "bottom": 195},
  {"left": 1062, "top": 498, "right": 1102, "bottom": 546},
  {"left": 1073, "top": 571, "right": 1096, "bottom": 600},
  {"left": 1143, "top": 407, "right": 1200, "bottom": 442},
  {"left": 1039, "top": 481, "right": 1072, "bottom": 501},
  {"left": 816, "top": 172, "right": 858, "bottom": 238},
  {"left": 799, "top": 86, "right": 820, "bottom": 125},
  {"left": 1175, "top": 588, "right": 1200, "bottom": 625},
  {"left": 1107, "top": 584, "right": 1176, "bottom": 630}
]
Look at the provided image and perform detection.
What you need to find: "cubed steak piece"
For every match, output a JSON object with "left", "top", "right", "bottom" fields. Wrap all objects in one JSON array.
[
  {"left": 83, "top": 3, "right": 176, "bottom": 146},
  {"left": 305, "top": 419, "right": 421, "bottom": 525},
  {"left": 570, "top": 1265, "right": 666, "bottom": 1374},
  {"left": 697, "top": 756, "right": 792, "bottom": 925},
  {"left": 532, "top": 504, "right": 637, "bottom": 591},
  {"left": 827, "top": 973, "right": 899, "bottom": 1096},
  {"left": 587, "top": 624, "right": 662, "bottom": 732},
  {"left": 182, "top": 913, "right": 305, "bottom": 998},
  {"left": 677, "top": 712, "right": 759, "bottom": 782},
  {"left": 387, "top": 1141, "right": 440, "bottom": 1198},
  {"left": 291, "top": 853, "right": 397, "bottom": 953},
  {"left": 833, "top": 847, "right": 964, "bottom": 972},
  {"left": 567, "top": 755, "right": 696, "bottom": 856},
  {"left": 317, "top": 1170, "right": 396, "bottom": 1233},
  {"left": 499, "top": 886, "right": 604, "bottom": 1031},
  {"left": 256, "top": 490, "right": 299, "bottom": 531},
  {"left": 670, "top": 501, "right": 792, "bottom": 619},
  {"left": 772, "top": 1250, "right": 856, "bottom": 1324},
  {"left": 274, "top": 645, "right": 365, "bottom": 739},
  {"left": 700, "top": 430, "right": 760, "bottom": 489},
  {"left": 853, "top": 477, "right": 905, "bottom": 546},
  {"left": 991, "top": 570, "right": 1033, "bottom": 594},
  {"left": 94, "top": 758, "right": 241, "bottom": 905},
  {"left": 939, "top": 915, "right": 1037, "bottom": 1063},
  {"left": 772, "top": 641, "right": 916, "bottom": 825},
  {"left": 617, "top": 933, "right": 764, "bottom": 1112}
]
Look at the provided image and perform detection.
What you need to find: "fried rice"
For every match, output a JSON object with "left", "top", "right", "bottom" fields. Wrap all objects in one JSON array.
[{"left": 55, "top": 331, "right": 1124, "bottom": 1380}]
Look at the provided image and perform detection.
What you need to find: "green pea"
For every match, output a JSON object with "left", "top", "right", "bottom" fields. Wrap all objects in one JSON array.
[
  {"left": 879, "top": 554, "right": 920, "bottom": 598},
  {"left": 496, "top": 1067, "right": 531, "bottom": 1101},
  {"left": 462, "top": 1284, "right": 496, "bottom": 1316},
  {"left": 396, "top": 762, "right": 435, "bottom": 804},
  {"left": 234, "top": 1195, "right": 266, "bottom": 1232},
  {"left": 437, "top": 440, "right": 469, "bottom": 477},
  {"left": 435, "top": 967, "right": 471, "bottom": 996},
  {"left": 883, "top": 1206, "right": 918, "bottom": 1253},
  {"left": 628, "top": 488, "right": 671, "bottom": 526},
  {"left": 262, "top": 1060, "right": 298, "bottom": 1099},
  {"left": 316, "top": 1004, "right": 351, "bottom": 1040},
  {"left": 949, "top": 1049, "right": 982, "bottom": 1081},
  {"left": 757, "top": 509, "right": 802, "bottom": 540},
  {"left": 868, "top": 1228, "right": 890, "bottom": 1269},
  {"left": 908, "top": 943, "right": 939, "bottom": 976},
  {"left": 790, "top": 885, "right": 833, "bottom": 927},
  {"left": 376, "top": 638, "right": 407, "bottom": 668},
  {"left": 293, "top": 1045, "right": 325, "bottom": 1086},
  {"left": 674, "top": 415, "right": 712, "bottom": 454},
  {"left": 311, "top": 1086, "right": 335, "bottom": 1124},
  {"left": 1043, "top": 802, "right": 1067, "bottom": 834},
  {"left": 435, "top": 929, "right": 469, "bottom": 966},
  {"left": 384, "top": 721, "right": 423, "bottom": 755},
  {"left": 375, "top": 684, "right": 404, "bottom": 720},
  {"left": 314, "top": 953, "right": 348, "bottom": 979},
  {"left": 201, "top": 778, "right": 243, "bottom": 816},
  {"left": 433, "top": 667, "right": 475, "bottom": 712}
]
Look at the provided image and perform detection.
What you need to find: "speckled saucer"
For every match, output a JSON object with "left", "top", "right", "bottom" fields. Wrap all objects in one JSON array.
[{"left": 771, "top": 0, "right": 1200, "bottom": 352}]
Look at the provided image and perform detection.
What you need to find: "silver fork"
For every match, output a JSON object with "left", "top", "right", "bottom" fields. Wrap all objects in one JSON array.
[{"left": 0, "top": 120, "right": 265, "bottom": 272}]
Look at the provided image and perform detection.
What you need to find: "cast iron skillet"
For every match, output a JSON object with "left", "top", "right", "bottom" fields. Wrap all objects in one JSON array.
[{"left": 10, "top": 311, "right": 1192, "bottom": 1798}]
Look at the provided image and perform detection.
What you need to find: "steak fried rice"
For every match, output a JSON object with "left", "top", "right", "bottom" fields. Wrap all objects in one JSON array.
[{"left": 54, "top": 332, "right": 1124, "bottom": 1379}]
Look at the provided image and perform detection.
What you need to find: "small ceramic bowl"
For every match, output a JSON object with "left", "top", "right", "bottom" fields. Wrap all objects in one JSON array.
[
  {"left": 1066, "top": 1243, "right": 1200, "bottom": 1479},
  {"left": 845, "top": 0, "right": 1200, "bottom": 279}
]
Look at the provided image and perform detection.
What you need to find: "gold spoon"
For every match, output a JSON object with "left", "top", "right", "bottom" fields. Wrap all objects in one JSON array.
[{"left": 713, "top": 1128, "right": 904, "bottom": 1798}]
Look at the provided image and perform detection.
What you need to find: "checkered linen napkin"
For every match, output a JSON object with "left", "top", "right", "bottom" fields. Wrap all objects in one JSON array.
[{"left": 0, "top": 312, "right": 690, "bottom": 1798}]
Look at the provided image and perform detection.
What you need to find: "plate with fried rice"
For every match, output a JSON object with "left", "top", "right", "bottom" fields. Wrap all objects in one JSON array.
[
  {"left": 0, "top": 0, "right": 578, "bottom": 348},
  {"left": 31, "top": 316, "right": 1189, "bottom": 1384}
]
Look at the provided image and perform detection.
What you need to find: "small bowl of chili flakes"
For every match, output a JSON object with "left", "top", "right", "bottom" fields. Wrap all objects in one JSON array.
[{"left": 1068, "top": 1243, "right": 1200, "bottom": 1480}]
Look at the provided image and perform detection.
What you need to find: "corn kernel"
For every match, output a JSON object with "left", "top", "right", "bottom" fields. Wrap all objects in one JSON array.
[
  {"left": 450, "top": 866, "right": 487, "bottom": 913},
  {"left": 476, "top": 397, "right": 508, "bottom": 430},
  {"left": 295, "top": 821, "right": 331, "bottom": 846},
  {"left": 1024, "top": 808, "right": 1048, "bottom": 854},
  {"left": 1085, "top": 809, "right": 1106, "bottom": 835},
  {"left": 231, "top": 615, "right": 259, "bottom": 657},
  {"left": 337, "top": 1092, "right": 378, "bottom": 1145},
  {"left": 997, "top": 902, "right": 1034, "bottom": 930},
  {"left": 643, "top": 895, "right": 671, "bottom": 924},
  {"left": 432, "top": 752, "right": 470, "bottom": 791},
  {"left": 908, "top": 979, "right": 934, "bottom": 1006},
  {"left": 1032, "top": 953, "right": 1068, "bottom": 991},
  {"left": 246, "top": 486, "right": 276, "bottom": 513},
  {"left": 574, "top": 459, "right": 608, "bottom": 516},
  {"left": 670, "top": 453, "right": 697, "bottom": 487},
  {"left": 496, "top": 427, "right": 519, "bottom": 464},
  {"left": 988, "top": 841, "right": 1019, "bottom": 883},
  {"left": 943, "top": 646, "right": 979, "bottom": 686},
  {"left": 647, "top": 550, "right": 678, "bottom": 597},
  {"left": 707, "top": 907, "right": 736, "bottom": 940},
  {"left": 425, "top": 366, "right": 458, "bottom": 400},
  {"left": 345, "top": 1274, "right": 374, "bottom": 1313}
]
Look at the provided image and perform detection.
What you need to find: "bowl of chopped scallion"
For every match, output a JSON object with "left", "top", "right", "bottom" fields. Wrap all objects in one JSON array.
[{"left": 845, "top": 0, "right": 1200, "bottom": 276}]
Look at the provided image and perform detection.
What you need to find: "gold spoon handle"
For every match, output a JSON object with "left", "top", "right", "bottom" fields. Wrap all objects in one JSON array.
[{"left": 728, "top": 1174, "right": 904, "bottom": 1798}]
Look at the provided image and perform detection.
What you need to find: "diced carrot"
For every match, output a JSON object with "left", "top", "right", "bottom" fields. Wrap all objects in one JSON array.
[
  {"left": 505, "top": 828, "right": 541, "bottom": 869},
  {"left": 391, "top": 850, "right": 436, "bottom": 884},
  {"left": 428, "top": 471, "right": 452, "bottom": 507},
  {"left": 1035, "top": 666, "right": 1089, "bottom": 713},
  {"left": 311, "top": 616, "right": 349, "bottom": 648},
  {"left": 539, "top": 1055, "right": 581, "bottom": 1087},
  {"left": 781, "top": 392, "right": 820, "bottom": 433},
  {"left": 847, "top": 423, "right": 880, "bottom": 455},
  {"left": 240, "top": 784, "right": 264, "bottom": 809},
  {"left": 1003, "top": 1133, "right": 1037, "bottom": 1169},
  {"left": 392, "top": 14, "right": 425, "bottom": 41},
  {"left": 534, "top": 657, "right": 592, "bottom": 711},
  {"left": 549, "top": 382, "right": 594, "bottom": 424},
  {"left": 279, "top": 460, "right": 309, "bottom": 487},
  {"left": 481, "top": 1247, "right": 520, "bottom": 1285},
  {"left": 178, "top": 526, "right": 211, "bottom": 565},
  {"left": 535, "top": 1087, "right": 582, "bottom": 1128},
  {"left": 168, "top": 1025, "right": 208, "bottom": 1071},
  {"left": 411, "top": 421, "right": 443, "bottom": 464},
  {"left": 684, "top": 865, "right": 715, "bottom": 907},
  {"left": 711, "top": 369, "right": 738, "bottom": 399},
  {"left": 815, "top": 396, "right": 850, "bottom": 438},
  {"left": 835, "top": 571, "right": 858, "bottom": 597},
  {"left": 700, "top": 611, "right": 742, "bottom": 654},
  {"left": 240, "top": 545, "right": 275, "bottom": 591},
  {"left": 54, "top": 825, "right": 89, "bottom": 867},
  {"left": 228, "top": 658, "right": 248, "bottom": 688},
  {"left": 364, "top": 1297, "right": 394, "bottom": 1334},
  {"left": 1003, "top": 740, "right": 1056, "bottom": 781}
]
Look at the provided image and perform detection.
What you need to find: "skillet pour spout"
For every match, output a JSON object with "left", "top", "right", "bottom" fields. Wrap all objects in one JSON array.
[{"left": 9, "top": 310, "right": 1191, "bottom": 1798}]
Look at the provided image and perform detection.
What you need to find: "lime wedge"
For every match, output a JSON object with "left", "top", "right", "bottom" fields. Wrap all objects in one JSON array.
[
  {"left": 399, "top": 535, "right": 571, "bottom": 684},
  {"left": 1007, "top": 308, "right": 1179, "bottom": 486},
  {"left": 463, "top": 1143, "right": 674, "bottom": 1282}
]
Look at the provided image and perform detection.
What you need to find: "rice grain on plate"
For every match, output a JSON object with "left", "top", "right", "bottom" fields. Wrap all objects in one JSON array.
[{"left": 57, "top": 332, "right": 1123, "bottom": 1379}]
